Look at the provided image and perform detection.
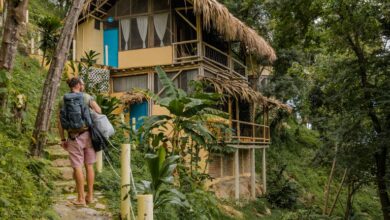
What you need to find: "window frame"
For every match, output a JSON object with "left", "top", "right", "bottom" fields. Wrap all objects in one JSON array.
[{"left": 115, "top": 0, "right": 172, "bottom": 51}]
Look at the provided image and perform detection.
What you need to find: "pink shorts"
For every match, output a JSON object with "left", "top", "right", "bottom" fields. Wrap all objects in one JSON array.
[{"left": 66, "top": 131, "right": 96, "bottom": 168}]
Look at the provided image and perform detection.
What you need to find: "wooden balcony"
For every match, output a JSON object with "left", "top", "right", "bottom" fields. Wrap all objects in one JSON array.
[
  {"left": 172, "top": 40, "right": 247, "bottom": 78},
  {"left": 212, "top": 119, "right": 270, "bottom": 146},
  {"left": 230, "top": 120, "right": 270, "bottom": 145}
]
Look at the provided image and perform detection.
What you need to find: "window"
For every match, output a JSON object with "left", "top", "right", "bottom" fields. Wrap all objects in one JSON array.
[
  {"left": 154, "top": 70, "right": 198, "bottom": 94},
  {"left": 112, "top": 74, "right": 148, "bottom": 92},
  {"left": 114, "top": 0, "right": 171, "bottom": 51},
  {"left": 132, "top": 0, "right": 148, "bottom": 14}
]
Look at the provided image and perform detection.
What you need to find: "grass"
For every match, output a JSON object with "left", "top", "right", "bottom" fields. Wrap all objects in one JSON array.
[{"left": 0, "top": 53, "right": 68, "bottom": 219}]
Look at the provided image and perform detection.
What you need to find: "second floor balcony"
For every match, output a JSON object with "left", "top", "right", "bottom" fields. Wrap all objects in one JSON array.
[{"left": 172, "top": 40, "right": 247, "bottom": 79}]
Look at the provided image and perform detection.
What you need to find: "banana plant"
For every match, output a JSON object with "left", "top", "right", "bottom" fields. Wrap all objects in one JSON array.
[
  {"left": 137, "top": 147, "right": 190, "bottom": 209},
  {"left": 138, "top": 66, "right": 230, "bottom": 157}
]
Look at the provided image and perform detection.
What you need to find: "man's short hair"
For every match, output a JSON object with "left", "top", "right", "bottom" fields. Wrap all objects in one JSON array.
[{"left": 67, "top": 77, "right": 82, "bottom": 89}]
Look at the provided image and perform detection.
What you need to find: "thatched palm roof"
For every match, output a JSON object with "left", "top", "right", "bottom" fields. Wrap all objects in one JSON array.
[
  {"left": 81, "top": 0, "right": 276, "bottom": 62},
  {"left": 120, "top": 90, "right": 147, "bottom": 105},
  {"left": 192, "top": 0, "right": 276, "bottom": 62},
  {"left": 200, "top": 76, "right": 291, "bottom": 112}
]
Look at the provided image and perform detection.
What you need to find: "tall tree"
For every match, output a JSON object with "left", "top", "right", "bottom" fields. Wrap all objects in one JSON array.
[
  {"left": 30, "top": 0, "right": 86, "bottom": 156},
  {"left": 224, "top": 0, "right": 390, "bottom": 218},
  {"left": 0, "top": 0, "right": 29, "bottom": 109}
]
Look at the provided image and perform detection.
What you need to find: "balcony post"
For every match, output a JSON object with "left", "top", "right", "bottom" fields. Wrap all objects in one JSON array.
[
  {"left": 228, "top": 41, "right": 233, "bottom": 74},
  {"left": 263, "top": 105, "right": 266, "bottom": 142},
  {"left": 252, "top": 103, "right": 256, "bottom": 142},
  {"left": 236, "top": 100, "right": 240, "bottom": 138},
  {"left": 196, "top": 14, "right": 202, "bottom": 58}
]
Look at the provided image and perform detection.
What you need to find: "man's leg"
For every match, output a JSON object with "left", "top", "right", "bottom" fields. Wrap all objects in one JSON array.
[
  {"left": 73, "top": 166, "right": 85, "bottom": 203},
  {"left": 85, "top": 163, "right": 95, "bottom": 202}
]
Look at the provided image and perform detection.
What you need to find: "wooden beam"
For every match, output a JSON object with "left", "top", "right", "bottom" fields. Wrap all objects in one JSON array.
[{"left": 175, "top": 9, "right": 196, "bottom": 31}]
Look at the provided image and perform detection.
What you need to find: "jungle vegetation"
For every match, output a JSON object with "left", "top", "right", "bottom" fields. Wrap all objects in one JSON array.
[{"left": 0, "top": 0, "right": 388, "bottom": 219}]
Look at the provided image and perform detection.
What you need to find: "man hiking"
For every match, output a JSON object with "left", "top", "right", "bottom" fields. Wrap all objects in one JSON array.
[{"left": 58, "top": 77, "right": 101, "bottom": 206}]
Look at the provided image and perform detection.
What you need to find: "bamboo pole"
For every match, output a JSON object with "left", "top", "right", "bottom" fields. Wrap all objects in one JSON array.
[
  {"left": 30, "top": 37, "right": 35, "bottom": 54},
  {"left": 96, "top": 151, "right": 103, "bottom": 173},
  {"left": 329, "top": 169, "right": 348, "bottom": 216},
  {"left": 121, "top": 143, "right": 131, "bottom": 220},
  {"left": 105, "top": 45, "right": 108, "bottom": 66},
  {"left": 72, "top": 39, "right": 76, "bottom": 61},
  {"left": 137, "top": 195, "right": 153, "bottom": 220},
  {"left": 323, "top": 145, "right": 338, "bottom": 215}
]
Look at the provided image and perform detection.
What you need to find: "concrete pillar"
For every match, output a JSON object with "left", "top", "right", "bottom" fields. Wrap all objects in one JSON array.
[
  {"left": 234, "top": 149, "right": 240, "bottom": 200},
  {"left": 251, "top": 148, "right": 256, "bottom": 198},
  {"left": 121, "top": 144, "right": 131, "bottom": 220}
]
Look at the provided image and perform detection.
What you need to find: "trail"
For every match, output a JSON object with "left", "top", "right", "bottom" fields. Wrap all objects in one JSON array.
[{"left": 46, "top": 144, "right": 113, "bottom": 220}]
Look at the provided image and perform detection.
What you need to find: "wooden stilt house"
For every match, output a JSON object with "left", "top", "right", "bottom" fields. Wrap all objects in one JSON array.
[{"left": 77, "top": 0, "right": 290, "bottom": 199}]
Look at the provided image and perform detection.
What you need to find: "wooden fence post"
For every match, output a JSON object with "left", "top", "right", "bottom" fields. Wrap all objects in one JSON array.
[
  {"left": 96, "top": 151, "right": 103, "bottom": 173},
  {"left": 121, "top": 143, "right": 131, "bottom": 220},
  {"left": 137, "top": 195, "right": 153, "bottom": 220}
]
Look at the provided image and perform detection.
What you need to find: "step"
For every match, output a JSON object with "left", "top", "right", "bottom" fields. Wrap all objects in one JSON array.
[
  {"left": 54, "top": 181, "right": 77, "bottom": 194},
  {"left": 55, "top": 167, "right": 74, "bottom": 181},
  {"left": 52, "top": 158, "right": 71, "bottom": 167},
  {"left": 45, "top": 146, "right": 69, "bottom": 160}
]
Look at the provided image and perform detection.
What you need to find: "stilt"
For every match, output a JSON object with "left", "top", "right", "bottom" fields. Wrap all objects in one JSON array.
[
  {"left": 262, "top": 148, "right": 267, "bottom": 194},
  {"left": 235, "top": 149, "right": 240, "bottom": 200},
  {"left": 251, "top": 148, "right": 256, "bottom": 198},
  {"left": 121, "top": 144, "right": 131, "bottom": 220},
  {"left": 137, "top": 195, "right": 153, "bottom": 220}
]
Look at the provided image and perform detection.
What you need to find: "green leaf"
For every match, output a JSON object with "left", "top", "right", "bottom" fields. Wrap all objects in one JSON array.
[{"left": 155, "top": 66, "right": 178, "bottom": 98}]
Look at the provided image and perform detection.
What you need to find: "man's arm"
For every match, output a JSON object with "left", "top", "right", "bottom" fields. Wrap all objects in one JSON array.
[
  {"left": 90, "top": 100, "right": 102, "bottom": 114},
  {"left": 58, "top": 111, "right": 68, "bottom": 149}
]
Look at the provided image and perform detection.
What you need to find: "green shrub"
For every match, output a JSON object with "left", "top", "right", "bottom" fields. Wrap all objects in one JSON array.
[
  {"left": 267, "top": 165, "right": 300, "bottom": 209},
  {"left": 0, "top": 134, "right": 54, "bottom": 219}
]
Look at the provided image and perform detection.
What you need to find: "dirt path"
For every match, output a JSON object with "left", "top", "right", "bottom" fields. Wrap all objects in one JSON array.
[{"left": 46, "top": 144, "right": 113, "bottom": 220}]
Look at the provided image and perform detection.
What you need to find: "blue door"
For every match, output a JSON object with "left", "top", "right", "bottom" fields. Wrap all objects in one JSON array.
[
  {"left": 103, "top": 28, "right": 118, "bottom": 67},
  {"left": 130, "top": 101, "right": 148, "bottom": 130}
]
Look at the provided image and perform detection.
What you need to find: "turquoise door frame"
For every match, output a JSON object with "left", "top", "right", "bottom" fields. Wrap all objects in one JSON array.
[
  {"left": 130, "top": 101, "right": 149, "bottom": 130},
  {"left": 103, "top": 28, "right": 119, "bottom": 68}
]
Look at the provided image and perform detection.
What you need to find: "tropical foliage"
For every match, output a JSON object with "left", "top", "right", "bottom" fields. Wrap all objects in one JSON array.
[{"left": 37, "top": 16, "right": 62, "bottom": 66}]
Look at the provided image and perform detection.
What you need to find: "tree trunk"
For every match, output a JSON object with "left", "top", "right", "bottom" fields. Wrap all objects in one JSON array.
[
  {"left": 347, "top": 34, "right": 390, "bottom": 220},
  {"left": 376, "top": 147, "right": 390, "bottom": 220},
  {"left": 0, "top": 0, "right": 29, "bottom": 109},
  {"left": 41, "top": 49, "right": 46, "bottom": 67},
  {"left": 344, "top": 184, "right": 353, "bottom": 220},
  {"left": 30, "top": 0, "right": 86, "bottom": 157}
]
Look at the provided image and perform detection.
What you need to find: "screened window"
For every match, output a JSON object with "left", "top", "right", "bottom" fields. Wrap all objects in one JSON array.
[
  {"left": 113, "top": 0, "right": 171, "bottom": 51},
  {"left": 112, "top": 75, "right": 148, "bottom": 92},
  {"left": 154, "top": 70, "right": 198, "bottom": 94}
]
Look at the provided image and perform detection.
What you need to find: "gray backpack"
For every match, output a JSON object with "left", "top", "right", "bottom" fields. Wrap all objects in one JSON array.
[{"left": 60, "top": 92, "right": 92, "bottom": 130}]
